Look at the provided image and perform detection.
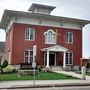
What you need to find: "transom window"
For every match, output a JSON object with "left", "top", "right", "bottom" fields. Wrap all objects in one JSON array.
[
  {"left": 25, "top": 28, "right": 35, "bottom": 40},
  {"left": 24, "top": 49, "right": 33, "bottom": 64},
  {"left": 44, "top": 29, "right": 56, "bottom": 44},
  {"left": 65, "top": 32, "right": 73, "bottom": 43},
  {"left": 66, "top": 52, "right": 73, "bottom": 65}
]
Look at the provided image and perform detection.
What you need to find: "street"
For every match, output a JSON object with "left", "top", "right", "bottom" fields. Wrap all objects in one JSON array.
[{"left": 1, "top": 86, "right": 90, "bottom": 90}]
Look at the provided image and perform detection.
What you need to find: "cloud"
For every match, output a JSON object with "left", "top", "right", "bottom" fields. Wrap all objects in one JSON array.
[{"left": 0, "top": 29, "right": 5, "bottom": 42}]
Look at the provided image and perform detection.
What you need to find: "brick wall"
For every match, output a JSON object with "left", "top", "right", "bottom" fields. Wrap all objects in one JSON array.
[{"left": 5, "top": 23, "right": 82, "bottom": 66}]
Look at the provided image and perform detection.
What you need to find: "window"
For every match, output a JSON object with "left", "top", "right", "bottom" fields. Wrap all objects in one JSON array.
[
  {"left": 44, "top": 29, "right": 56, "bottom": 44},
  {"left": 24, "top": 50, "right": 33, "bottom": 63},
  {"left": 66, "top": 52, "right": 73, "bottom": 65},
  {"left": 65, "top": 32, "right": 73, "bottom": 43},
  {"left": 25, "top": 28, "right": 35, "bottom": 40}
]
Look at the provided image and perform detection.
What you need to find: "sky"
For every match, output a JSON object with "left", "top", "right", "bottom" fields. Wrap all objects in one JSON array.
[{"left": 0, "top": 0, "right": 90, "bottom": 58}]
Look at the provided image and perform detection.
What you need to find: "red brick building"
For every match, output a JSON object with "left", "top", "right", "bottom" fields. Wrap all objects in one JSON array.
[
  {"left": 0, "top": 3, "right": 89, "bottom": 68},
  {"left": 0, "top": 55, "right": 1, "bottom": 63}
]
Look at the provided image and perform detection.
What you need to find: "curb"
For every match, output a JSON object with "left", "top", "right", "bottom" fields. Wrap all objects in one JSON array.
[{"left": 0, "top": 83, "right": 90, "bottom": 89}]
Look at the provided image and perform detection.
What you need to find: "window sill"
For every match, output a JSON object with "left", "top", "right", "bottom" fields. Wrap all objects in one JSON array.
[
  {"left": 65, "top": 42, "right": 73, "bottom": 44},
  {"left": 25, "top": 39, "right": 35, "bottom": 41},
  {"left": 45, "top": 43, "right": 56, "bottom": 45}
]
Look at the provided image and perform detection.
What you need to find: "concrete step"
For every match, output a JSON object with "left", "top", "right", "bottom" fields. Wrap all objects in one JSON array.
[{"left": 50, "top": 66, "right": 63, "bottom": 71}]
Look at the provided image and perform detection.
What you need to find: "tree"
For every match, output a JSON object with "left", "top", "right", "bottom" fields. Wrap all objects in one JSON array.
[{"left": 0, "top": 57, "right": 8, "bottom": 74}]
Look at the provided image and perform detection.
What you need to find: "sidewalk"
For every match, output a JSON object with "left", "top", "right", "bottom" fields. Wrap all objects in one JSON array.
[
  {"left": 53, "top": 71, "right": 90, "bottom": 80},
  {"left": 0, "top": 80, "right": 90, "bottom": 89}
]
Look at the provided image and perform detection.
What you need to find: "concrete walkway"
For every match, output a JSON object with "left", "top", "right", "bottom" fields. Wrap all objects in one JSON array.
[{"left": 53, "top": 71, "right": 90, "bottom": 80}]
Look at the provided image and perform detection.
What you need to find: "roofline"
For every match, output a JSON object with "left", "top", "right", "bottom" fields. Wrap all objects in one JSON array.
[{"left": 0, "top": 9, "right": 90, "bottom": 30}]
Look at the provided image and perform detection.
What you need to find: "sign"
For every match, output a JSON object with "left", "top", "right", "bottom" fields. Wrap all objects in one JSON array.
[
  {"left": 32, "top": 62, "right": 36, "bottom": 68},
  {"left": 33, "top": 45, "right": 37, "bottom": 56}
]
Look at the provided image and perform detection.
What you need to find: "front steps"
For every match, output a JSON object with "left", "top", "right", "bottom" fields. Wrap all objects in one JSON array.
[{"left": 50, "top": 66, "right": 63, "bottom": 71}]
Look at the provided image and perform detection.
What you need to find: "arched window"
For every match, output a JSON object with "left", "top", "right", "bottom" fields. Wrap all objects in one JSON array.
[{"left": 44, "top": 29, "right": 56, "bottom": 44}]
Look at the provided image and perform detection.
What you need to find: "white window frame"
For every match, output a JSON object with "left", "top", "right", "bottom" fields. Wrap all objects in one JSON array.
[
  {"left": 66, "top": 52, "right": 73, "bottom": 65},
  {"left": 24, "top": 49, "right": 33, "bottom": 64},
  {"left": 44, "top": 29, "right": 56, "bottom": 44},
  {"left": 65, "top": 32, "right": 73, "bottom": 43},
  {"left": 25, "top": 28, "right": 35, "bottom": 41}
]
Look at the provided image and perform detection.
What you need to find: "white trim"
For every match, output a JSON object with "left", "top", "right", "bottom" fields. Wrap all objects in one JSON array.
[
  {"left": 44, "top": 29, "right": 56, "bottom": 35},
  {"left": 63, "top": 52, "right": 66, "bottom": 68},
  {"left": 2, "top": 10, "right": 89, "bottom": 30},
  {"left": 44, "top": 29, "right": 56, "bottom": 44},
  {"left": 46, "top": 50, "right": 49, "bottom": 67},
  {"left": 15, "top": 17, "right": 83, "bottom": 30},
  {"left": 41, "top": 45, "right": 68, "bottom": 52}
]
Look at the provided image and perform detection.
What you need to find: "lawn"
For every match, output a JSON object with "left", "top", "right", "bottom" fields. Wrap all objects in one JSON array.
[
  {"left": 0, "top": 71, "right": 79, "bottom": 81},
  {"left": 86, "top": 72, "right": 90, "bottom": 76}
]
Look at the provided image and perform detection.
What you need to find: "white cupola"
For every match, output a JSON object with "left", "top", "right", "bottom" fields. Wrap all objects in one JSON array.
[{"left": 28, "top": 3, "right": 56, "bottom": 15}]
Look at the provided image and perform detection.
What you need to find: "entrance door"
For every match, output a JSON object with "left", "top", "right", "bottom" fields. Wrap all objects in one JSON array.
[
  {"left": 86, "top": 63, "right": 90, "bottom": 68},
  {"left": 49, "top": 54, "right": 55, "bottom": 66},
  {"left": 44, "top": 53, "right": 56, "bottom": 66}
]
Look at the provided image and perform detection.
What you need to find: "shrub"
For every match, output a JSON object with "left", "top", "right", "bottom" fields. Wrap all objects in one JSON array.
[
  {"left": 3, "top": 65, "right": 17, "bottom": 73},
  {"left": 37, "top": 65, "right": 44, "bottom": 72}
]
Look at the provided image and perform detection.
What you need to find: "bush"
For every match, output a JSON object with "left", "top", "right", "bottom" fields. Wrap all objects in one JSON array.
[
  {"left": 0, "top": 58, "right": 8, "bottom": 74},
  {"left": 37, "top": 65, "right": 44, "bottom": 72},
  {"left": 3, "top": 65, "right": 17, "bottom": 73}
]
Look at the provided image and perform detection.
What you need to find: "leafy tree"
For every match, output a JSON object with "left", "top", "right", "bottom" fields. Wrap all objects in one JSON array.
[{"left": 0, "top": 57, "right": 8, "bottom": 74}]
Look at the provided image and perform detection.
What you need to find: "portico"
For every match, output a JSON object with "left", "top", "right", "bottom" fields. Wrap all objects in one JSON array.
[{"left": 41, "top": 45, "right": 68, "bottom": 68}]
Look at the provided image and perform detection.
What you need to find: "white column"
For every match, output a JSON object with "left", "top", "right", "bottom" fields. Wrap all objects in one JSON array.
[
  {"left": 63, "top": 52, "right": 66, "bottom": 68},
  {"left": 46, "top": 50, "right": 49, "bottom": 67}
]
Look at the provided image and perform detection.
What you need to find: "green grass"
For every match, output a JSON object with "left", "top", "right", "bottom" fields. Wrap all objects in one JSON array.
[
  {"left": 86, "top": 72, "right": 90, "bottom": 76},
  {"left": 0, "top": 71, "right": 79, "bottom": 81}
]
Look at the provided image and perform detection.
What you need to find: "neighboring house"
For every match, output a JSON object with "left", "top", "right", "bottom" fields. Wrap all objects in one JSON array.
[{"left": 0, "top": 3, "right": 90, "bottom": 68}]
